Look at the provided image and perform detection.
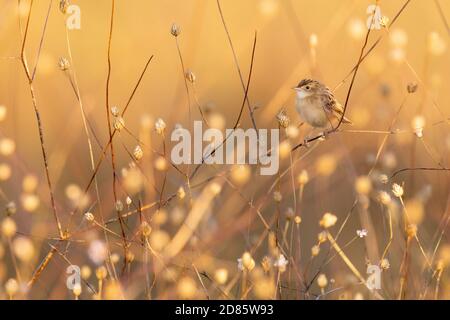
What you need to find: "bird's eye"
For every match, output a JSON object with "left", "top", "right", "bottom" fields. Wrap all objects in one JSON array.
[{"left": 305, "top": 86, "right": 310, "bottom": 90}]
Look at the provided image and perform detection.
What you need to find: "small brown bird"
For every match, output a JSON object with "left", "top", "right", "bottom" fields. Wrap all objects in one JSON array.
[{"left": 294, "top": 79, "right": 352, "bottom": 128}]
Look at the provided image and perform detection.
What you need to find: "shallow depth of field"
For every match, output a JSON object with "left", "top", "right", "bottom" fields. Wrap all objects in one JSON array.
[{"left": 0, "top": 0, "right": 449, "bottom": 300}]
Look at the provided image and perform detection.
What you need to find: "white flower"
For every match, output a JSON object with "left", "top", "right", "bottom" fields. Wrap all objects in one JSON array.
[{"left": 356, "top": 229, "right": 368, "bottom": 238}]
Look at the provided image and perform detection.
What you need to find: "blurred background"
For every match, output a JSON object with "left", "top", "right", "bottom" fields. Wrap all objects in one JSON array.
[{"left": 0, "top": 0, "right": 449, "bottom": 299}]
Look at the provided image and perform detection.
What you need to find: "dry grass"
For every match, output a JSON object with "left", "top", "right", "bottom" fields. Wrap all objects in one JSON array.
[{"left": 0, "top": 0, "right": 449, "bottom": 300}]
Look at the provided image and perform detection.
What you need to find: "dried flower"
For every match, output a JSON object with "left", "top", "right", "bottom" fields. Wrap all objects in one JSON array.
[
  {"left": 356, "top": 229, "right": 368, "bottom": 238},
  {"left": 379, "top": 174, "right": 389, "bottom": 184},
  {"left": 241, "top": 252, "right": 255, "bottom": 271},
  {"left": 5, "top": 278, "right": 19, "bottom": 297},
  {"left": 261, "top": 256, "right": 272, "bottom": 273},
  {"left": 126, "top": 196, "right": 132, "bottom": 206},
  {"left": 379, "top": 191, "right": 391, "bottom": 205},
  {"left": 73, "top": 283, "right": 82, "bottom": 298},
  {"left": 12, "top": 236, "right": 35, "bottom": 262},
  {"left": 273, "top": 254, "right": 289, "bottom": 272},
  {"left": 317, "top": 274, "right": 328, "bottom": 288},
  {"left": 0, "top": 138, "right": 16, "bottom": 156},
  {"left": 81, "top": 265, "right": 92, "bottom": 280},
  {"left": 84, "top": 212, "right": 95, "bottom": 222},
  {"left": 59, "top": 0, "right": 69, "bottom": 14},
  {"left": 297, "top": 170, "right": 309, "bottom": 185},
  {"left": 155, "top": 118, "right": 166, "bottom": 135},
  {"left": 110, "top": 106, "right": 120, "bottom": 117},
  {"left": 185, "top": 69, "right": 196, "bottom": 83},
  {"left": 311, "top": 244, "right": 320, "bottom": 256},
  {"left": 96, "top": 266, "right": 108, "bottom": 280},
  {"left": 214, "top": 268, "right": 228, "bottom": 285},
  {"left": 273, "top": 191, "right": 282, "bottom": 202},
  {"left": 355, "top": 176, "right": 372, "bottom": 195},
  {"left": 133, "top": 145, "right": 143, "bottom": 161},
  {"left": 294, "top": 216, "right": 302, "bottom": 224},
  {"left": 113, "top": 116, "right": 125, "bottom": 131},
  {"left": 177, "top": 277, "right": 197, "bottom": 299},
  {"left": 407, "top": 82, "right": 418, "bottom": 93},
  {"left": 58, "top": 57, "right": 70, "bottom": 71},
  {"left": 380, "top": 258, "right": 390, "bottom": 270},
  {"left": 1, "top": 217, "right": 17, "bottom": 238},
  {"left": 276, "top": 109, "right": 290, "bottom": 128},
  {"left": 5, "top": 201, "right": 16, "bottom": 216},
  {"left": 177, "top": 186, "right": 186, "bottom": 200},
  {"left": 318, "top": 231, "right": 327, "bottom": 244},
  {"left": 170, "top": 23, "right": 181, "bottom": 37},
  {"left": 141, "top": 221, "right": 152, "bottom": 237},
  {"left": 115, "top": 200, "right": 124, "bottom": 212},
  {"left": 110, "top": 253, "right": 120, "bottom": 264},
  {"left": 230, "top": 164, "right": 251, "bottom": 185},
  {"left": 380, "top": 15, "right": 389, "bottom": 28},
  {"left": 406, "top": 224, "right": 417, "bottom": 238},
  {"left": 392, "top": 183, "right": 404, "bottom": 198},
  {"left": 319, "top": 212, "right": 337, "bottom": 228},
  {"left": 412, "top": 115, "right": 425, "bottom": 138}
]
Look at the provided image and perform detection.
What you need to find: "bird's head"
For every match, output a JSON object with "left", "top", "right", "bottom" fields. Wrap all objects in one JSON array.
[{"left": 292, "top": 79, "right": 321, "bottom": 98}]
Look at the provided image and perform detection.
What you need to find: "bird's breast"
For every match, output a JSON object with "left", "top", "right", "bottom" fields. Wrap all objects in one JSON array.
[{"left": 295, "top": 97, "right": 329, "bottom": 128}]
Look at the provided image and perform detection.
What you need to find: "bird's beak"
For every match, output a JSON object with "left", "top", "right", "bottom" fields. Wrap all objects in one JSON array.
[{"left": 292, "top": 87, "right": 300, "bottom": 91}]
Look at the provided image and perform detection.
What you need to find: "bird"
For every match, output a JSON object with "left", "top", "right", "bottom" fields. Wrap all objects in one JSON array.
[{"left": 293, "top": 79, "right": 352, "bottom": 129}]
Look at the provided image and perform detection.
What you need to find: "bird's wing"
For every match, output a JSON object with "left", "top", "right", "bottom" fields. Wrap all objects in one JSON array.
[
  {"left": 319, "top": 92, "right": 352, "bottom": 124},
  {"left": 319, "top": 91, "right": 341, "bottom": 114}
]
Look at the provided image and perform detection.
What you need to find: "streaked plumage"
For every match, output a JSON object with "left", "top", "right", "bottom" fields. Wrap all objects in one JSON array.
[{"left": 294, "top": 79, "right": 352, "bottom": 128}]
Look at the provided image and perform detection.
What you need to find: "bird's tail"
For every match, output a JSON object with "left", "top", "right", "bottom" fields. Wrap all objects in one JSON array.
[{"left": 341, "top": 115, "right": 353, "bottom": 125}]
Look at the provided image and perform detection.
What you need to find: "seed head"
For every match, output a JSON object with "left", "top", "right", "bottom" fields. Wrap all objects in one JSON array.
[
  {"left": 59, "top": 0, "right": 69, "bottom": 14},
  {"left": 214, "top": 268, "right": 229, "bottom": 285},
  {"left": 380, "top": 258, "right": 390, "bottom": 270},
  {"left": 58, "top": 57, "right": 70, "bottom": 71},
  {"left": 311, "top": 244, "right": 320, "bottom": 256},
  {"left": 115, "top": 200, "right": 124, "bottom": 212},
  {"left": 317, "top": 274, "right": 328, "bottom": 288},
  {"left": 319, "top": 212, "right": 337, "bottom": 228},
  {"left": 110, "top": 106, "right": 120, "bottom": 117},
  {"left": 185, "top": 69, "right": 196, "bottom": 83},
  {"left": 5, "top": 201, "right": 17, "bottom": 216},
  {"left": 84, "top": 212, "right": 95, "bottom": 222},
  {"left": 1, "top": 217, "right": 17, "bottom": 238},
  {"left": 392, "top": 183, "right": 404, "bottom": 198},
  {"left": 170, "top": 23, "right": 181, "bottom": 37},
  {"left": 141, "top": 221, "right": 152, "bottom": 237},
  {"left": 273, "top": 191, "right": 282, "bottom": 202},
  {"left": 96, "top": 266, "right": 108, "bottom": 280},
  {"left": 73, "top": 283, "right": 82, "bottom": 297},
  {"left": 133, "top": 145, "right": 143, "bottom": 161},
  {"left": 177, "top": 186, "right": 186, "bottom": 200},
  {"left": 406, "top": 224, "right": 417, "bottom": 238},
  {"left": 5, "top": 278, "right": 19, "bottom": 297},
  {"left": 297, "top": 170, "right": 309, "bottom": 185},
  {"left": 407, "top": 82, "right": 418, "bottom": 93},
  {"left": 276, "top": 108, "right": 290, "bottom": 128},
  {"left": 113, "top": 116, "right": 125, "bottom": 131},
  {"left": 155, "top": 118, "right": 166, "bottom": 135}
]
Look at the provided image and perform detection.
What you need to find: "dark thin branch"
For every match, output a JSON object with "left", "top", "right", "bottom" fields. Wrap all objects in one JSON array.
[{"left": 391, "top": 167, "right": 450, "bottom": 179}]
